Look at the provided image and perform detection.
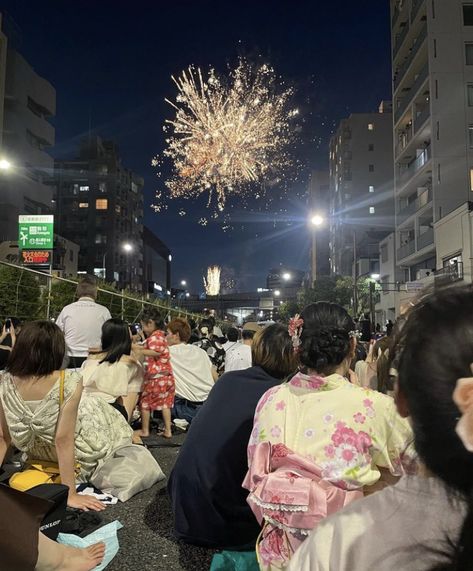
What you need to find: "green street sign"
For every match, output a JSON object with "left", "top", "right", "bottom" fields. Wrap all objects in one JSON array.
[{"left": 18, "top": 215, "right": 54, "bottom": 250}]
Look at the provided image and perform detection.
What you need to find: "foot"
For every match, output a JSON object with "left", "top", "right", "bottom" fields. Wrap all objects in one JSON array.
[
  {"left": 157, "top": 431, "right": 172, "bottom": 439},
  {"left": 60, "top": 542, "right": 105, "bottom": 571},
  {"left": 134, "top": 429, "right": 150, "bottom": 438}
]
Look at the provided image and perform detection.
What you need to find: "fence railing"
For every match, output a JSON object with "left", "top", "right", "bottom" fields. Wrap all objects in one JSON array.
[{"left": 0, "top": 260, "right": 213, "bottom": 325}]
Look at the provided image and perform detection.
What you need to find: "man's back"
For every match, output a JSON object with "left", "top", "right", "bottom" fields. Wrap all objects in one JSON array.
[
  {"left": 56, "top": 297, "right": 111, "bottom": 357},
  {"left": 169, "top": 343, "right": 214, "bottom": 402}
]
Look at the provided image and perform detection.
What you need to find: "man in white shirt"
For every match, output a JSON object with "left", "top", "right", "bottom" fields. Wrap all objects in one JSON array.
[
  {"left": 166, "top": 317, "right": 217, "bottom": 423},
  {"left": 224, "top": 327, "right": 252, "bottom": 373},
  {"left": 56, "top": 275, "right": 111, "bottom": 368}
]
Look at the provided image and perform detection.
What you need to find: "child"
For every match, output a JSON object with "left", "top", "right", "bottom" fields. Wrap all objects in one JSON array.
[{"left": 134, "top": 309, "right": 175, "bottom": 439}]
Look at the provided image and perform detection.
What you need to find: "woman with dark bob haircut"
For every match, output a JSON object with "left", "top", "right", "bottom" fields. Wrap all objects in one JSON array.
[
  {"left": 81, "top": 318, "right": 144, "bottom": 420},
  {"left": 244, "top": 302, "right": 414, "bottom": 570},
  {"left": 0, "top": 321, "right": 134, "bottom": 510},
  {"left": 289, "top": 286, "right": 473, "bottom": 571},
  {"left": 168, "top": 323, "right": 298, "bottom": 549}
]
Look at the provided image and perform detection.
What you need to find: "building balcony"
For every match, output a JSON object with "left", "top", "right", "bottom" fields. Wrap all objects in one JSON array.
[
  {"left": 394, "top": 63, "right": 429, "bottom": 125},
  {"left": 393, "top": 22, "right": 410, "bottom": 59},
  {"left": 394, "top": 24, "right": 427, "bottom": 92},
  {"left": 392, "top": 6, "right": 400, "bottom": 28},
  {"left": 434, "top": 262, "right": 464, "bottom": 284},
  {"left": 397, "top": 188, "right": 432, "bottom": 224},
  {"left": 397, "top": 239, "right": 416, "bottom": 260},
  {"left": 397, "top": 144, "right": 431, "bottom": 188},
  {"left": 417, "top": 227, "right": 434, "bottom": 250},
  {"left": 414, "top": 105, "right": 430, "bottom": 132}
]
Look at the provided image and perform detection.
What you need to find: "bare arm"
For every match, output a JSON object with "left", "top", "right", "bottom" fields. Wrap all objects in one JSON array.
[
  {"left": 211, "top": 367, "right": 218, "bottom": 382},
  {"left": 0, "top": 399, "right": 11, "bottom": 466},
  {"left": 55, "top": 380, "right": 104, "bottom": 512}
]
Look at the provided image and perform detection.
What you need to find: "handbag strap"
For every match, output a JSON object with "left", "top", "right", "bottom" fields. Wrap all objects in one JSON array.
[{"left": 59, "top": 370, "right": 65, "bottom": 407}]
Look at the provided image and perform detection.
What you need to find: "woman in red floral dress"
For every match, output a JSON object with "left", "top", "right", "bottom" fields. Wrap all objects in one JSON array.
[{"left": 134, "top": 309, "right": 175, "bottom": 438}]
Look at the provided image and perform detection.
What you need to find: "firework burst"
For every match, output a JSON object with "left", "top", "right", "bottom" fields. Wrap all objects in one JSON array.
[
  {"left": 154, "top": 59, "right": 296, "bottom": 213},
  {"left": 204, "top": 265, "right": 221, "bottom": 296}
]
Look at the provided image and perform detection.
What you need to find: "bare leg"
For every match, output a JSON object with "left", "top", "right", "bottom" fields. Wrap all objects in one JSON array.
[
  {"left": 159, "top": 408, "right": 172, "bottom": 438},
  {"left": 35, "top": 531, "right": 105, "bottom": 571},
  {"left": 135, "top": 408, "right": 151, "bottom": 437},
  {"left": 121, "top": 392, "right": 139, "bottom": 421}
]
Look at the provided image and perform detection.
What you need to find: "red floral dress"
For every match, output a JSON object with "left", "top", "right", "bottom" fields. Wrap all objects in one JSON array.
[{"left": 140, "top": 330, "right": 175, "bottom": 411}]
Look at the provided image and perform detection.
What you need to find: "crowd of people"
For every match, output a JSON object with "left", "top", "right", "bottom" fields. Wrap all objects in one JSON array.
[{"left": 1, "top": 274, "right": 473, "bottom": 571}]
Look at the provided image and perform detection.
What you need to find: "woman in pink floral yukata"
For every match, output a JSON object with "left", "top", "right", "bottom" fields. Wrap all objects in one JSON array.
[{"left": 243, "top": 302, "right": 415, "bottom": 571}]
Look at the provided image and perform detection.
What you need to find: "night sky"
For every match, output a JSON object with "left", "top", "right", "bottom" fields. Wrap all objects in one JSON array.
[{"left": 2, "top": 0, "right": 392, "bottom": 292}]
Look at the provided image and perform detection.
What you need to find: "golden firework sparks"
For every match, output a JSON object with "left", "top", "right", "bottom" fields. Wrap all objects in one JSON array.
[
  {"left": 204, "top": 265, "right": 221, "bottom": 296},
  {"left": 156, "top": 59, "right": 296, "bottom": 212}
]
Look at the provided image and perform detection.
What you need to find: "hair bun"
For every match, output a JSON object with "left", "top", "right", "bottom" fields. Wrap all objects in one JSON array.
[{"left": 299, "top": 326, "right": 351, "bottom": 372}]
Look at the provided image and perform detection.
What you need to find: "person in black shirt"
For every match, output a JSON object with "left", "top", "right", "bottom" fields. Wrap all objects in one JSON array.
[{"left": 168, "top": 324, "right": 297, "bottom": 549}]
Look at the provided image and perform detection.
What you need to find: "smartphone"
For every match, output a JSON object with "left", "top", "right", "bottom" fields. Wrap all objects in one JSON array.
[
  {"left": 130, "top": 323, "right": 141, "bottom": 335},
  {"left": 5, "top": 318, "right": 11, "bottom": 331}
]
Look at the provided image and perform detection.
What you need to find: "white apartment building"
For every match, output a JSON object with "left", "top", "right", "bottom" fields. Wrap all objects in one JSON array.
[
  {"left": 0, "top": 14, "right": 56, "bottom": 240},
  {"left": 391, "top": 0, "right": 473, "bottom": 283},
  {"left": 329, "top": 101, "right": 395, "bottom": 278}
]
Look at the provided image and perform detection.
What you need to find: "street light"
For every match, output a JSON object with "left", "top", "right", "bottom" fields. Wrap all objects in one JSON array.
[
  {"left": 0, "top": 158, "right": 11, "bottom": 171},
  {"left": 310, "top": 214, "right": 324, "bottom": 227},
  {"left": 123, "top": 242, "right": 133, "bottom": 253},
  {"left": 282, "top": 272, "right": 291, "bottom": 281},
  {"left": 274, "top": 290, "right": 281, "bottom": 297},
  {"left": 370, "top": 273, "right": 380, "bottom": 280},
  {"left": 181, "top": 280, "right": 187, "bottom": 287}
]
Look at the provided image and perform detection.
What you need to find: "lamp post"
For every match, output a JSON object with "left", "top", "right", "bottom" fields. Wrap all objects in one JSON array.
[
  {"left": 309, "top": 214, "right": 325, "bottom": 285},
  {"left": 122, "top": 242, "right": 133, "bottom": 290}
]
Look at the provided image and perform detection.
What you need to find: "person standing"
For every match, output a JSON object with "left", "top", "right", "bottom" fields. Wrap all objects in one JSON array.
[
  {"left": 134, "top": 308, "right": 175, "bottom": 439},
  {"left": 55, "top": 276, "right": 111, "bottom": 368}
]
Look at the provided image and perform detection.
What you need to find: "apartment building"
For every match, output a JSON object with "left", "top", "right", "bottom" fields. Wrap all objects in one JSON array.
[
  {"left": 0, "top": 14, "right": 56, "bottom": 240},
  {"left": 391, "top": 0, "right": 473, "bottom": 282},
  {"left": 329, "top": 101, "right": 395, "bottom": 278},
  {"left": 54, "top": 136, "right": 144, "bottom": 291}
]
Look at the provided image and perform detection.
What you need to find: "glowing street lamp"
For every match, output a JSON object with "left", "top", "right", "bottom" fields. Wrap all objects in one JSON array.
[
  {"left": 370, "top": 273, "right": 380, "bottom": 280},
  {"left": 274, "top": 289, "right": 281, "bottom": 297},
  {"left": 123, "top": 242, "right": 133, "bottom": 253},
  {"left": 282, "top": 272, "right": 291, "bottom": 281},
  {"left": 181, "top": 280, "right": 187, "bottom": 287},
  {"left": 309, "top": 213, "right": 325, "bottom": 285},
  {"left": 310, "top": 214, "right": 324, "bottom": 227},
  {"left": 0, "top": 159, "right": 11, "bottom": 171}
]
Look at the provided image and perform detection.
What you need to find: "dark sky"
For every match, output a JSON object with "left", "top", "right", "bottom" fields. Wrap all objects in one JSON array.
[{"left": 1, "top": 0, "right": 392, "bottom": 292}]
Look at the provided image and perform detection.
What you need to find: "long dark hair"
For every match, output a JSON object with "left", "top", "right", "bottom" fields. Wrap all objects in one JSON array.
[
  {"left": 299, "top": 302, "right": 355, "bottom": 375},
  {"left": 99, "top": 318, "right": 132, "bottom": 364},
  {"left": 392, "top": 285, "right": 473, "bottom": 570}
]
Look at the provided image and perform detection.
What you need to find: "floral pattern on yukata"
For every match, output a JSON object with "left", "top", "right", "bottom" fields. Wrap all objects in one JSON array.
[{"left": 140, "top": 330, "right": 175, "bottom": 411}]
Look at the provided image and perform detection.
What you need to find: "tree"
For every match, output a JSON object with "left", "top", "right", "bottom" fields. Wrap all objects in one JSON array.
[
  {"left": 0, "top": 265, "right": 41, "bottom": 321},
  {"left": 46, "top": 280, "right": 77, "bottom": 319}
]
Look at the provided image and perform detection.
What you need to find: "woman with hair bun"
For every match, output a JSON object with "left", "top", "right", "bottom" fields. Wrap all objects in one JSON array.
[{"left": 244, "top": 302, "right": 414, "bottom": 571}]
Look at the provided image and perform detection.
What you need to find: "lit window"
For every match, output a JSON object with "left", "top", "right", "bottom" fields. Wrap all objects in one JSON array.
[
  {"left": 368, "top": 123, "right": 374, "bottom": 131},
  {"left": 96, "top": 199, "right": 108, "bottom": 210},
  {"left": 466, "top": 42, "right": 473, "bottom": 65},
  {"left": 79, "top": 202, "right": 88, "bottom": 208},
  {"left": 369, "top": 164, "right": 375, "bottom": 172},
  {"left": 369, "top": 207, "right": 375, "bottom": 214},
  {"left": 79, "top": 185, "right": 89, "bottom": 192},
  {"left": 470, "top": 168, "right": 473, "bottom": 191},
  {"left": 369, "top": 185, "right": 375, "bottom": 193}
]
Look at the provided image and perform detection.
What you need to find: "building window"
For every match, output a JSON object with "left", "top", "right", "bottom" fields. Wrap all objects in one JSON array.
[
  {"left": 79, "top": 202, "right": 88, "bottom": 208},
  {"left": 96, "top": 199, "right": 108, "bottom": 210},
  {"left": 466, "top": 42, "right": 473, "bottom": 65},
  {"left": 470, "top": 168, "right": 473, "bottom": 191},
  {"left": 369, "top": 185, "right": 375, "bottom": 193},
  {"left": 69, "top": 250, "right": 74, "bottom": 262},
  {"left": 368, "top": 143, "right": 374, "bottom": 151},
  {"left": 369, "top": 164, "right": 375, "bottom": 172},
  {"left": 468, "top": 84, "right": 473, "bottom": 106},
  {"left": 380, "top": 244, "right": 388, "bottom": 263},
  {"left": 79, "top": 185, "right": 89, "bottom": 192},
  {"left": 469, "top": 126, "right": 473, "bottom": 148},
  {"left": 368, "top": 123, "right": 374, "bottom": 131},
  {"left": 95, "top": 234, "right": 107, "bottom": 244},
  {"left": 72, "top": 184, "right": 79, "bottom": 195},
  {"left": 369, "top": 207, "right": 375, "bottom": 214},
  {"left": 464, "top": 5, "right": 473, "bottom": 25},
  {"left": 99, "top": 182, "right": 107, "bottom": 193},
  {"left": 115, "top": 205, "right": 121, "bottom": 214}
]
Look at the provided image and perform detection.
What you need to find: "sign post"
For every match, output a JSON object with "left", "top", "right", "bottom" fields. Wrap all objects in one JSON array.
[{"left": 18, "top": 215, "right": 54, "bottom": 318}]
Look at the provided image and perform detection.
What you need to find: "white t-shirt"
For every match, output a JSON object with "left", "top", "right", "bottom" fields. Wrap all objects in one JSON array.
[
  {"left": 56, "top": 297, "right": 112, "bottom": 357},
  {"left": 80, "top": 357, "right": 144, "bottom": 403},
  {"left": 224, "top": 342, "right": 252, "bottom": 373},
  {"left": 169, "top": 343, "right": 214, "bottom": 402}
]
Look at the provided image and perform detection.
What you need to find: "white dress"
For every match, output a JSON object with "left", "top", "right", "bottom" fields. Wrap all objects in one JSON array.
[{"left": 0, "top": 370, "right": 133, "bottom": 481}]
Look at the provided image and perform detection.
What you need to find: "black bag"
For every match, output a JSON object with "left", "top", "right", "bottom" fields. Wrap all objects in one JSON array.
[{"left": 27, "top": 483, "right": 69, "bottom": 540}]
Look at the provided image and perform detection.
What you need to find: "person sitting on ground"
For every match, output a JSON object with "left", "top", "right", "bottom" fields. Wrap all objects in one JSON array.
[
  {"left": 243, "top": 302, "right": 415, "bottom": 570},
  {"left": 81, "top": 318, "right": 144, "bottom": 420},
  {"left": 0, "top": 317, "right": 20, "bottom": 369},
  {"left": 193, "top": 318, "right": 226, "bottom": 375},
  {"left": 187, "top": 318, "right": 200, "bottom": 344},
  {"left": 167, "top": 317, "right": 217, "bottom": 424},
  {"left": 0, "top": 321, "right": 135, "bottom": 511},
  {"left": 224, "top": 327, "right": 252, "bottom": 373},
  {"left": 56, "top": 275, "right": 111, "bottom": 369},
  {"left": 168, "top": 324, "right": 297, "bottom": 549},
  {"left": 288, "top": 285, "right": 473, "bottom": 571},
  {"left": 133, "top": 308, "right": 175, "bottom": 439}
]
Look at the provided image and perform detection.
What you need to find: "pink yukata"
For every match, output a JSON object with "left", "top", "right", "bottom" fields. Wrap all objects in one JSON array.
[{"left": 243, "top": 372, "right": 415, "bottom": 570}]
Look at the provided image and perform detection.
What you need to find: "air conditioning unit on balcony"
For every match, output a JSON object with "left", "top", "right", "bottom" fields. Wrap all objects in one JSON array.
[{"left": 416, "top": 268, "right": 432, "bottom": 280}]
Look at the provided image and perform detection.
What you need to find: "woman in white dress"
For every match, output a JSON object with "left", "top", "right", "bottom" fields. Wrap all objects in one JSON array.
[{"left": 0, "top": 321, "right": 134, "bottom": 511}]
